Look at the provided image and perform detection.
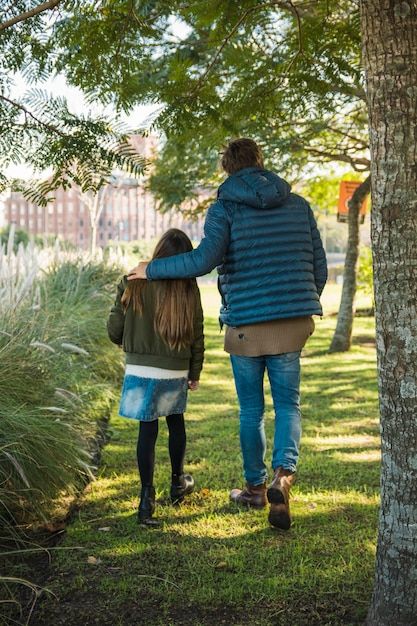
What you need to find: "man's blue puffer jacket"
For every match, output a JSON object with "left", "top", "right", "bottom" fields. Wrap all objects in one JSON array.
[{"left": 147, "top": 167, "right": 328, "bottom": 327}]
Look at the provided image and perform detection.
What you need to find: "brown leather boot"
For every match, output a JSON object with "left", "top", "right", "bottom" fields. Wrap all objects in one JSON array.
[
  {"left": 230, "top": 482, "right": 267, "bottom": 508},
  {"left": 267, "top": 468, "right": 296, "bottom": 530}
]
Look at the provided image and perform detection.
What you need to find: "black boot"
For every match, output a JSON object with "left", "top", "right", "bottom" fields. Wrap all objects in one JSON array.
[
  {"left": 138, "top": 485, "right": 159, "bottom": 526},
  {"left": 170, "top": 474, "right": 195, "bottom": 505}
]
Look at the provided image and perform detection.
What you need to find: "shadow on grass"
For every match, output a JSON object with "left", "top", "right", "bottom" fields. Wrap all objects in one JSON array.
[
  {"left": 91, "top": 426, "right": 380, "bottom": 509},
  {"left": 28, "top": 497, "right": 378, "bottom": 626},
  {"left": 8, "top": 314, "right": 379, "bottom": 626}
]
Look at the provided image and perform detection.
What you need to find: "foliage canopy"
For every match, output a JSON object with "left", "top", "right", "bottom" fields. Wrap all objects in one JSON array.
[{"left": 1, "top": 1, "right": 370, "bottom": 208}]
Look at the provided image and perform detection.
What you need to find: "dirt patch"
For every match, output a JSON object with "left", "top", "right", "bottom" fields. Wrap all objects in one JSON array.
[
  {"left": 1, "top": 415, "right": 111, "bottom": 626},
  {"left": 28, "top": 590, "right": 365, "bottom": 626}
]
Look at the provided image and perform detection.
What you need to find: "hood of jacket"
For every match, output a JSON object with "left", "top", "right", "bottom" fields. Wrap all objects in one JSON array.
[{"left": 217, "top": 166, "right": 291, "bottom": 209}]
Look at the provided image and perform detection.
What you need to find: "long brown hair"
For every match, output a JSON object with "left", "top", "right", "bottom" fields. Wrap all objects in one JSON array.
[{"left": 122, "top": 229, "right": 197, "bottom": 351}]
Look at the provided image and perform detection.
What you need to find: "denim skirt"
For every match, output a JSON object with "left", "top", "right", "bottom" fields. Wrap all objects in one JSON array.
[{"left": 119, "top": 364, "right": 188, "bottom": 422}]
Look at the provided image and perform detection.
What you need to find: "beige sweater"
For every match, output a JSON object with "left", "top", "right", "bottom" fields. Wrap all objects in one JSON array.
[{"left": 224, "top": 316, "right": 315, "bottom": 357}]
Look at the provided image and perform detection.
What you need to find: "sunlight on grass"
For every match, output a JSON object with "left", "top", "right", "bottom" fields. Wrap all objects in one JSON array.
[
  {"left": 23, "top": 284, "right": 380, "bottom": 626},
  {"left": 333, "top": 449, "right": 381, "bottom": 463},
  {"left": 166, "top": 515, "right": 259, "bottom": 539},
  {"left": 304, "top": 435, "right": 380, "bottom": 450},
  {"left": 312, "top": 417, "right": 379, "bottom": 435}
]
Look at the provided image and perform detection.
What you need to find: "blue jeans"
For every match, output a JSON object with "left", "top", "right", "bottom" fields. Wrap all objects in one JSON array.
[{"left": 230, "top": 352, "right": 301, "bottom": 486}]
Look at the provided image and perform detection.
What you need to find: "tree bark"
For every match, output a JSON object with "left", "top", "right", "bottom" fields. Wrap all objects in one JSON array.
[
  {"left": 329, "top": 175, "right": 371, "bottom": 352},
  {"left": 0, "top": 0, "right": 61, "bottom": 32},
  {"left": 81, "top": 188, "right": 107, "bottom": 256},
  {"left": 90, "top": 220, "right": 97, "bottom": 256},
  {"left": 361, "top": 1, "right": 417, "bottom": 624}
]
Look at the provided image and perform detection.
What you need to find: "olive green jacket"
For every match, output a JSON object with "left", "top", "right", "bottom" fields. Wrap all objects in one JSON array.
[{"left": 107, "top": 277, "right": 204, "bottom": 380}]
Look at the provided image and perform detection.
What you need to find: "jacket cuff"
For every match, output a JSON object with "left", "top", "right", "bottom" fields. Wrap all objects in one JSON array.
[
  {"left": 146, "top": 262, "right": 153, "bottom": 280},
  {"left": 188, "top": 369, "right": 201, "bottom": 381}
]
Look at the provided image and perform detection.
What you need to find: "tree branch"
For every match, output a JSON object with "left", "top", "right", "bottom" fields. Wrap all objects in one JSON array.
[
  {"left": 277, "top": 1, "right": 304, "bottom": 74},
  {"left": 325, "top": 124, "right": 369, "bottom": 148},
  {"left": 188, "top": 6, "right": 261, "bottom": 98},
  {"left": 0, "top": 94, "right": 66, "bottom": 137},
  {"left": 347, "top": 174, "right": 371, "bottom": 209},
  {"left": 0, "top": 0, "right": 61, "bottom": 32},
  {"left": 305, "top": 146, "right": 370, "bottom": 170},
  {"left": 322, "top": 77, "right": 366, "bottom": 101},
  {"left": 188, "top": 1, "right": 305, "bottom": 98}
]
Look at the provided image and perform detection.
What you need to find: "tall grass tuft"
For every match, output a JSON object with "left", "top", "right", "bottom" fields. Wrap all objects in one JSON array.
[{"left": 0, "top": 239, "right": 124, "bottom": 536}]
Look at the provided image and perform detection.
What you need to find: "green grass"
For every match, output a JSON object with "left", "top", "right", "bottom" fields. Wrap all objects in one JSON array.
[{"left": 12, "top": 286, "right": 379, "bottom": 626}]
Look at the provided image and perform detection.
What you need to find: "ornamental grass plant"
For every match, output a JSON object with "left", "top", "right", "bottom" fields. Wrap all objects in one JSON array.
[{"left": 0, "top": 231, "right": 125, "bottom": 538}]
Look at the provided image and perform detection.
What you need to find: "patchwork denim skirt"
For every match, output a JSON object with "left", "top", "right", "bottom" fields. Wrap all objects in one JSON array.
[{"left": 119, "top": 364, "right": 188, "bottom": 422}]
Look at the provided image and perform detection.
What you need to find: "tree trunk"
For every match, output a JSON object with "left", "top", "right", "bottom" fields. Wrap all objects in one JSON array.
[
  {"left": 361, "top": 1, "right": 417, "bottom": 624},
  {"left": 329, "top": 176, "right": 371, "bottom": 352},
  {"left": 90, "top": 220, "right": 97, "bottom": 256}
]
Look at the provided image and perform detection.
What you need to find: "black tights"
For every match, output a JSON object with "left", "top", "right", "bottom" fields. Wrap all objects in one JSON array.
[{"left": 137, "top": 414, "right": 186, "bottom": 487}]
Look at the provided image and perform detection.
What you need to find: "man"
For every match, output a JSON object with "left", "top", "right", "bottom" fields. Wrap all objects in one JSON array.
[{"left": 128, "top": 138, "right": 327, "bottom": 529}]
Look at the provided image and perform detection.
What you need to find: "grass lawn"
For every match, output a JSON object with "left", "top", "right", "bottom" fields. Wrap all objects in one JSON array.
[{"left": 25, "top": 284, "right": 379, "bottom": 626}]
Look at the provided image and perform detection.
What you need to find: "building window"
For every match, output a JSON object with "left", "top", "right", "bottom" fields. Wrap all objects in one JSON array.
[
  {"left": 79, "top": 219, "right": 84, "bottom": 226},
  {"left": 57, "top": 202, "right": 63, "bottom": 214},
  {"left": 99, "top": 233, "right": 103, "bottom": 240},
  {"left": 80, "top": 233, "right": 84, "bottom": 240},
  {"left": 48, "top": 205, "right": 54, "bottom": 215},
  {"left": 107, "top": 219, "right": 112, "bottom": 226}
]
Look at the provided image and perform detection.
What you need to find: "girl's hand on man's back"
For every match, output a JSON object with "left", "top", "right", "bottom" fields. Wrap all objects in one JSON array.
[{"left": 188, "top": 381, "right": 199, "bottom": 391}]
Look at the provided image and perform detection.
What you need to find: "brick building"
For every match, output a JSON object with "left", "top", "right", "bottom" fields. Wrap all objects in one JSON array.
[
  {"left": 5, "top": 137, "right": 205, "bottom": 247},
  {"left": 5, "top": 180, "right": 204, "bottom": 248}
]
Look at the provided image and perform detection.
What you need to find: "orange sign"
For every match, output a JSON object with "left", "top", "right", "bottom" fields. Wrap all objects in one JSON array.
[{"left": 337, "top": 181, "right": 368, "bottom": 223}]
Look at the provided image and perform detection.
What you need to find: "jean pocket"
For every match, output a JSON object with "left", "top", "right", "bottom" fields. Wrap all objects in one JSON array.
[{"left": 280, "top": 350, "right": 301, "bottom": 363}]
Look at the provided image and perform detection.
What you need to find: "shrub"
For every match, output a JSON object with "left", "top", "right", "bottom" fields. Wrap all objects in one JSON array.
[{"left": 0, "top": 255, "right": 123, "bottom": 534}]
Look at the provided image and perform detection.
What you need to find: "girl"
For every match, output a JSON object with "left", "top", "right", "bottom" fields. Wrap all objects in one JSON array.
[{"left": 107, "top": 229, "right": 204, "bottom": 526}]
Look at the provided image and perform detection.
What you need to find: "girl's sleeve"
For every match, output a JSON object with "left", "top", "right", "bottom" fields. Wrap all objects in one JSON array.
[
  {"left": 188, "top": 289, "right": 205, "bottom": 381},
  {"left": 107, "top": 278, "right": 126, "bottom": 345}
]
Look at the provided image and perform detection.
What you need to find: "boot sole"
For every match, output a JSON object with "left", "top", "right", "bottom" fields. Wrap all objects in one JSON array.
[
  {"left": 268, "top": 509, "right": 291, "bottom": 530},
  {"left": 267, "top": 486, "right": 286, "bottom": 505},
  {"left": 170, "top": 485, "right": 194, "bottom": 505}
]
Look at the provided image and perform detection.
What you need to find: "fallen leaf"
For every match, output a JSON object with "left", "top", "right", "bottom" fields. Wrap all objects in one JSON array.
[
  {"left": 98, "top": 527, "right": 111, "bottom": 532},
  {"left": 87, "top": 556, "right": 102, "bottom": 565}
]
